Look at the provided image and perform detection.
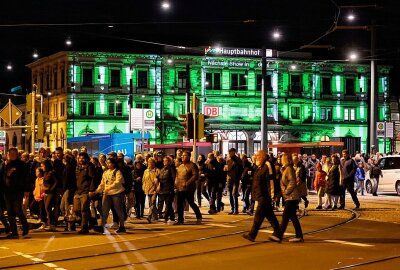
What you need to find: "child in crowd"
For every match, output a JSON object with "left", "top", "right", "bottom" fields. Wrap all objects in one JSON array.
[
  {"left": 33, "top": 168, "right": 47, "bottom": 230},
  {"left": 314, "top": 162, "right": 327, "bottom": 209},
  {"left": 355, "top": 162, "right": 365, "bottom": 196}
]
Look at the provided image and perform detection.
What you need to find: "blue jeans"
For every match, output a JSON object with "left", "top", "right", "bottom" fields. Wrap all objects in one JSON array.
[{"left": 102, "top": 192, "right": 125, "bottom": 228}]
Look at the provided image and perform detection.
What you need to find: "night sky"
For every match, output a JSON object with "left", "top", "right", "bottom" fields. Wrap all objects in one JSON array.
[{"left": 0, "top": 0, "right": 399, "bottom": 95}]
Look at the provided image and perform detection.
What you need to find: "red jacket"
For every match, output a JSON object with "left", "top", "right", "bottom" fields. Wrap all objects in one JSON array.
[{"left": 314, "top": 170, "right": 327, "bottom": 191}]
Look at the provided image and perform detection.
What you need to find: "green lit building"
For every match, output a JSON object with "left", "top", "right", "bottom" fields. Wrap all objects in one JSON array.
[{"left": 27, "top": 51, "right": 392, "bottom": 155}]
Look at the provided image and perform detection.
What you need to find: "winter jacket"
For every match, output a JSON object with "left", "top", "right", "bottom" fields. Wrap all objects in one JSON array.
[
  {"left": 355, "top": 167, "right": 365, "bottom": 181},
  {"left": 43, "top": 170, "right": 58, "bottom": 194},
  {"left": 326, "top": 165, "right": 341, "bottom": 195},
  {"left": 314, "top": 170, "right": 327, "bottom": 191},
  {"left": 52, "top": 159, "right": 65, "bottom": 192},
  {"left": 75, "top": 163, "right": 96, "bottom": 195},
  {"left": 33, "top": 177, "right": 44, "bottom": 201},
  {"left": 158, "top": 165, "right": 175, "bottom": 194},
  {"left": 280, "top": 165, "right": 300, "bottom": 201},
  {"left": 143, "top": 167, "right": 160, "bottom": 194},
  {"left": 3, "top": 158, "right": 30, "bottom": 193},
  {"left": 226, "top": 155, "right": 242, "bottom": 185},
  {"left": 294, "top": 162, "right": 308, "bottom": 197},
  {"left": 96, "top": 168, "right": 125, "bottom": 196},
  {"left": 251, "top": 163, "right": 271, "bottom": 202},
  {"left": 341, "top": 158, "right": 357, "bottom": 184},
  {"left": 204, "top": 159, "right": 223, "bottom": 187},
  {"left": 175, "top": 161, "right": 199, "bottom": 192}
]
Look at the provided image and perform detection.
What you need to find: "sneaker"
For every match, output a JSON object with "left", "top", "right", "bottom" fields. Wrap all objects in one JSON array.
[
  {"left": 174, "top": 221, "right": 184, "bottom": 225},
  {"left": 196, "top": 218, "right": 202, "bottom": 225},
  {"left": 93, "top": 226, "right": 105, "bottom": 234},
  {"left": 326, "top": 205, "right": 332, "bottom": 210},
  {"left": 338, "top": 205, "right": 345, "bottom": 210},
  {"left": 36, "top": 224, "right": 47, "bottom": 231},
  {"left": 242, "top": 233, "right": 255, "bottom": 242},
  {"left": 289, "top": 237, "right": 304, "bottom": 243},
  {"left": 332, "top": 205, "right": 338, "bottom": 210},
  {"left": 78, "top": 229, "right": 89, "bottom": 235},
  {"left": 6, "top": 233, "right": 19, "bottom": 239},
  {"left": 22, "top": 227, "right": 29, "bottom": 236},
  {"left": 246, "top": 210, "right": 254, "bottom": 216},
  {"left": 354, "top": 204, "right": 360, "bottom": 209},
  {"left": 146, "top": 217, "right": 152, "bottom": 224},
  {"left": 115, "top": 227, "right": 126, "bottom": 233},
  {"left": 304, "top": 200, "right": 309, "bottom": 209},
  {"left": 268, "top": 235, "right": 282, "bottom": 243},
  {"left": 316, "top": 205, "right": 322, "bottom": 210}
]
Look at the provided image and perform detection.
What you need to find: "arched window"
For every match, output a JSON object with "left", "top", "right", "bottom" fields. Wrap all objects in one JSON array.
[{"left": 78, "top": 124, "right": 95, "bottom": 136}]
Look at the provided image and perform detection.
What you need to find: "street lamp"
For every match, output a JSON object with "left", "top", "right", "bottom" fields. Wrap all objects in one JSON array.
[
  {"left": 161, "top": 1, "right": 171, "bottom": 10},
  {"left": 65, "top": 37, "right": 72, "bottom": 46},
  {"left": 6, "top": 64, "right": 12, "bottom": 71},
  {"left": 272, "top": 31, "right": 281, "bottom": 40},
  {"left": 33, "top": 50, "right": 39, "bottom": 59},
  {"left": 347, "top": 12, "right": 356, "bottom": 21},
  {"left": 348, "top": 52, "right": 358, "bottom": 61}
]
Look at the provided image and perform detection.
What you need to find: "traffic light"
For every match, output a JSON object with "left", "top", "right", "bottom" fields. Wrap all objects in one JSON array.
[
  {"left": 179, "top": 113, "right": 194, "bottom": 139},
  {"left": 37, "top": 112, "right": 44, "bottom": 140},
  {"left": 196, "top": 113, "right": 210, "bottom": 139}
]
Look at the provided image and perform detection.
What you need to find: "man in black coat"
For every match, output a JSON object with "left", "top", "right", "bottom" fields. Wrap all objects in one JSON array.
[
  {"left": 243, "top": 150, "right": 282, "bottom": 242},
  {"left": 226, "top": 148, "right": 242, "bottom": 215},
  {"left": 2, "top": 148, "right": 30, "bottom": 238},
  {"left": 340, "top": 149, "right": 360, "bottom": 209}
]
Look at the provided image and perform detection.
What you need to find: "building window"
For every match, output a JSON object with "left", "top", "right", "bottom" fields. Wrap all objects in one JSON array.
[
  {"left": 320, "top": 107, "right": 332, "bottom": 121},
  {"left": 322, "top": 77, "right": 331, "bottom": 94},
  {"left": 136, "top": 103, "right": 150, "bottom": 109},
  {"left": 54, "top": 71, "right": 58, "bottom": 89},
  {"left": 344, "top": 108, "right": 356, "bottom": 121},
  {"left": 253, "top": 142, "right": 261, "bottom": 153},
  {"left": 137, "top": 70, "right": 148, "bottom": 88},
  {"left": 231, "top": 73, "right": 246, "bottom": 90},
  {"left": 256, "top": 74, "right": 272, "bottom": 91},
  {"left": 60, "top": 102, "right": 65, "bottom": 117},
  {"left": 81, "top": 101, "right": 95, "bottom": 116},
  {"left": 178, "top": 71, "right": 187, "bottom": 89},
  {"left": 53, "top": 103, "right": 58, "bottom": 117},
  {"left": 110, "top": 69, "right": 121, "bottom": 88},
  {"left": 82, "top": 68, "right": 93, "bottom": 87},
  {"left": 291, "top": 106, "right": 300, "bottom": 119},
  {"left": 290, "top": 74, "right": 301, "bottom": 93},
  {"left": 345, "top": 78, "right": 355, "bottom": 95},
  {"left": 205, "top": 72, "right": 221, "bottom": 90},
  {"left": 108, "top": 102, "right": 123, "bottom": 116},
  {"left": 61, "top": 69, "right": 65, "bottom": 88}
]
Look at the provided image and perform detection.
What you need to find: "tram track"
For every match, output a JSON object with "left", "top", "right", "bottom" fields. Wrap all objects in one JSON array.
[{"left": 0, "top": 208, "right": 359, "bottom": 270}]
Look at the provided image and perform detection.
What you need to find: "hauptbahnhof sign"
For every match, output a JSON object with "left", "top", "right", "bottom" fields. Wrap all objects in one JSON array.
[{"left": 205, "top": 46, "right": 277, "bottom": 58}]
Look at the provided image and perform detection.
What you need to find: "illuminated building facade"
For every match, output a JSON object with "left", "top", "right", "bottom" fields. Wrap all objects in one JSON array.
[{"left": 27, "top": 51, "right": 392, "bottom": 155}]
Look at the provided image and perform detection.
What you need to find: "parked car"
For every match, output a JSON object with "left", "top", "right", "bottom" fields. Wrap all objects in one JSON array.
[{"left": 365, "top": 155, "right": 400, "bottom": 196}]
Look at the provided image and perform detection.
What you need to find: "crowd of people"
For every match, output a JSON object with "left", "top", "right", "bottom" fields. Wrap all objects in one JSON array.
[{"left": 0, "top": 145, "right": 384, "bottom": 241}]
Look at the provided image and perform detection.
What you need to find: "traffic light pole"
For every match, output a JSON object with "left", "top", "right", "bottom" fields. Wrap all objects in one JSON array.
[
  {"left": 31, "top": 89, "right": 36, "bottom": 153},
  {"left": 192, "top": 93, "right": 197, "bottom": 162}
]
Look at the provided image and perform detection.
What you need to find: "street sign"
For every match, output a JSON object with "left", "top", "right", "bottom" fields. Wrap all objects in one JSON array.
[
  {"left": 376, "top": 122, "right": 385, "bottom": 138},
  {"left": 0, "top": 101, "right": 22, "bottom": 126},
  {"left": 131, "top": 108, "right": 155, "bottom": 130},
  {"left": 0, "top": 130, "right": 6, "bottom": 144},
  {"left": 376, "top": 122, "right": 394, "bottom": 138},
  {"left": 203, "top": 106, "right": 220, "bottom": 117},
  {"left": 386, "top": 122, "right": 394, "bottom": 138}
]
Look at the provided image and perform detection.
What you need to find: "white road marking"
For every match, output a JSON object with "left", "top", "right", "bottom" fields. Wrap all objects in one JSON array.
[
  {"left": 325, "top": 240, "right": 374, "bottom": 247},
  {"left": 44, "top": 263, "right": 59, "bottom": 267},
  {"left": 21, "top": 254, "right": 34, "bottom": 258},
  {"left": 31, "top": 257, "right": 45, "bottom": 262},
  {"left": 206, "top": 223, "right": 235, "bottom": 228},
  {"left": 0, "top": 246, "right": 9, "bottom": 249},
  {"left": 259, "top": 229, "right": 295, "bottom": 236}
]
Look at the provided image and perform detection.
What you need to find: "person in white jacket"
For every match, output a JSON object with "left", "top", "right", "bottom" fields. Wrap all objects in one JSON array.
[
  {"left": 142, "top": 158, "right": 160, "bottom": 223},
  {"left": 92, "top": 158, "right": 125, "bottom": 233}
]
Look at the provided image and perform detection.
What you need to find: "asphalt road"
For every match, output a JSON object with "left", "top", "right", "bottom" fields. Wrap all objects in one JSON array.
[{"left": 0, "top": 194, "right": 399, "bottom": 270}]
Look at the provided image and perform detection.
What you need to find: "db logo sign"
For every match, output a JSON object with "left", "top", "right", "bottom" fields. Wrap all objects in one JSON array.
[{"left": 203, "top": 106, "right": 220, "bottom": 117}]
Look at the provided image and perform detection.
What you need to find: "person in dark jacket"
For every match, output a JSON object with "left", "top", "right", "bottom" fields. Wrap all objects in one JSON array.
[
  {"left": 0, "top": 156, "right": 10, "bottom": 234},
  {"left": 41, "top": 159, "right": 59, "bottom": 231},
  {"left": 242, "top": 150, "right": 282, "bottom": 242},
  {"left": 174, "top": 151, "right": 202, "bottom": 225},
  {"left": 240, "top": 154, "right": 252, "bottom": 213},
  {"left": 132, "top": 161, "right": 146, "bottom": 218},
  {"left": 53, "top": 147, "right": 65, "bottom": 220},
  {"left": 3, "top": 148, "right": 29, "bottom": 238},
  {"left": 74, "top": 152, "right": 96, "bottom": 234},
  {"left": 196, "top": 154, "right": 209, "bottom": 207},
  {"left": 205, "top": 152, "right": 223, "bottom": 214},
  {"left": 61, "top": 154, "right": 77, "bottom": 229},
  {"left": 340, "top": 150, "right": 360, "bottom": 209},
  {"left": 225, "top": 148, "right": 242, "bottom": 215},
  {"left": 158, "top": 156, "right": 176, "bottom": 223},
  {"left": 89, "top": 157, "right": 103, "bottom": 227},
  {"left": 325, "top": 155, "right": 341, "bottom": 209}
]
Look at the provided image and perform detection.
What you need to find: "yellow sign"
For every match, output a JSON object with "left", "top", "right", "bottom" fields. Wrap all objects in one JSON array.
[{"left": 0, "top": 102, "right": 22, "bottom": 126}]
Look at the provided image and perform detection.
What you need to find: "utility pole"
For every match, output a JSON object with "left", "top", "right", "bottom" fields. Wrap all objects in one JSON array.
[
  {"left": 185, "top": 64, "right": 191, "bottom": 113},
  {"left": 192, "top": 93, "right": 197, "bottom": 162},
  {"left": 369, "top": 21, "right": 378, "bottom": 154},
  {"left": 261, "top": 46, "right": 268, "bottom": 150},
  {"left": 31, "top": 88, "right": 36, "bottom": 153}
]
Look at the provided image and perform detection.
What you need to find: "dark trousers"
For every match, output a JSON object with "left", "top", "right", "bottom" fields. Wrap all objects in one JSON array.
[
  {"left": 249, "top": 197, "right": 281, "bottom": 240},
  {"left": 44, "top": 193, "right": 58, "bottom": 226},
  {"left": 228, "top": 181, "right": 239, "bottom": 213},
  {"left": 38, "top": 200, "right": 47, "bottom": 223},
  {"left": 134, "top": 189, "right": 145, "bottom": 218},
  {"left": 73, "top": 194, "right": 91, "bottom": 228},
  {"left": 340, "top": 181, "right": 360, "bottom": 207},
  {"left": 242, "top": 185, "right": 252, "bottom": 210},
  {"left": 158, "top": 193, "right": 175, "bottom": 221},
  {"left": 4, "top": 192, "right": 28, "bottom": 235},
  {"left": 102, "top": 192, "right": 125, "bottom": 228},
  {"left": 280, "top": 200, "right": 303, "bottom": 239},
  {"left": 177, "top": 190, "right": 202, "bottom": 223},
  {"left": 195, "top": 181, "right": 210, "bottom": 207}
]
